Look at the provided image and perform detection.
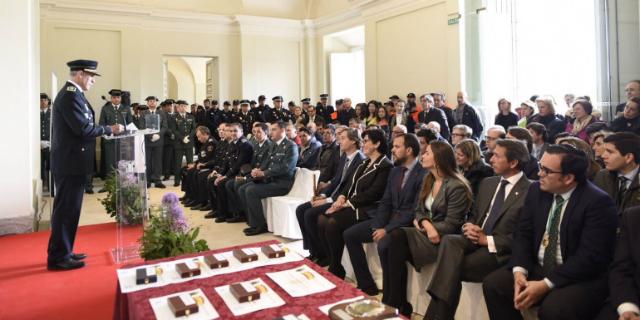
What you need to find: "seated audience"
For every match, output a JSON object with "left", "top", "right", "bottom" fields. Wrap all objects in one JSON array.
[
  {"left": 455, "top": 139, "right": 494, "bottom": 196},
  {"left": 593, "top": 132, "right": 640, "bottom": 215},
  {"left": 314, "top": 124, "right": 341, "bottom": 187},
  {"left": 317, "top": 129, "right": 392, "bottom": 278},
  {"left": 483, "top": 126, "right": 507, "bottom": 161},
  {"left": 419, "top": 94, "right": 450, "bottom": 140},
  {"left": 611, "top": 97, "right": 640, "bottom": 134},
  {"left": 591, "top": 130, "right": 612, "bottom": 168},
  {"left": 238, "top": 121, "right": 299, "bottom": 236},
  {"left": 527, "top": 122, "right": 549, "bottom": 160},
  {"left": 483, "top": 145, "right": 618, "bottom": 320},
  {"left": 453, "top": 91, "right": 484, "bottom": 141},
  {"left": 451, "top": 124, "right": 473, "bottom": 146},
  {"left": 596, "top": 207, "right": 640, "bottom": 320},
  {"left": 556, "top": 136, "right": 601, "bottom": 180},
  {"left": 495, "top": 98, "right": 519, "bottom": 132},
  {"left": 343, "top": 133, "right": 426, "bottom": 296},
  {"left": 506, "top": 127, "right": 540, "bottom": 180},
  {"left": 565, "top": 99, "right": 597, "bottom": 142},
  {"left": 529, "top": 95, "right": 565, "bottom": 142},
  {"left": 426, "top": 139, "right": 531, "bottom": 319},
  {"left": 296, "top": 128, "right": 364, "bottom": 265},
  {"left": 181, "top": 126, "right": 217, "bottom": 209},
  {"left": 296, "top": 127, "right": 322, "bottom": 169},
  {"left": 381, "top": 141, "right": 472, "bottom": 316},
  {"left": 517, "top": 100, "right": 537, "bottom": 128}
]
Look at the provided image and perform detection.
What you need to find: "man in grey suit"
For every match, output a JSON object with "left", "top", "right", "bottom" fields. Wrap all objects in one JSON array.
[
  {"left": 98, "top": 89, "right": 132, "bottom": 191},
  {"left": 142, "top": 96, "right": 167, "bottom": 188},
  {"left": 425, "top": 139, "right": 531, "bottom": 320},
  {"left": 239, "top": 121, "right": 299, "bottom": 236}
]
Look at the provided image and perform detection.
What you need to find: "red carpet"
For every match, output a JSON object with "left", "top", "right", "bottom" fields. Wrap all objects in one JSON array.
[{"left": 0, "top": 223, "right": 142, "bottom": 320}]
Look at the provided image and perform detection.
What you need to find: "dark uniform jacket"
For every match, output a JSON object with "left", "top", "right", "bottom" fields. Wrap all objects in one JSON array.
[
  {"left": 315, "top": 140, "right": 340, "bottom": 183},
  {"left": 99, "top": 103, "right": 132, "bottom": 128},
  {"left": 297, "top": 137, "right": 322, "bottom": 169},
  {"left": 261, "top": 137, "right": 299, "bottom": 181},
  {"left": 264, "top": 107, "right": 292, "bottom": 123},
  {"left": 141, "top": 108, "right": 168, "bottom": 147},
  {"left": 249, "top": 139, "right": 274, "bottom": 172},
  {"left": 164, "top": 112, "right": 175, "bottom": 145},
  {"left": 317, "top": 104, "right": 335, "bottom": 121},
  {"left": 51, "top": 81, "right": 113, "bottom": 176},
  {"left": 236, "top": 111, "right": 256, "bottom": 135},
  {"left": 196, "top": 137, "right": 217, "bottom": 165},
  {"left": 593, "top": 168, "right": 640, "bottom": 215},
  {"left": 169, "top": 113, "right": 196, "bottom": 149},
  {"left": 221, "top": 137, "right": 254, "bottom": 179},
  {"left": 220, "top": 110, "right": 237, "bottom": 124},
  {"left": 41, "top": 108, "right": 51, "bottom": 141}
]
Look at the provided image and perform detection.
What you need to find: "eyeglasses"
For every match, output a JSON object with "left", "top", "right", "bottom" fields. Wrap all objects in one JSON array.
[{"left": 538, "top": 165, "right": 564, "bottom": 176}]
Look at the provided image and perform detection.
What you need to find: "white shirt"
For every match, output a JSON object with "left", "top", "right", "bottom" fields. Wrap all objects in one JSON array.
[
  {"left": 274, "top": 136, "right": 285, "bottom": 146},
  {"left": 618, "top": 165, "right": 639, "bottom": 190},
  {"left": 481, "top": 171, "right": 525, "bottom": 253},
  {"left": 513, "top": 186, "right": 575, "bottom": 289}
]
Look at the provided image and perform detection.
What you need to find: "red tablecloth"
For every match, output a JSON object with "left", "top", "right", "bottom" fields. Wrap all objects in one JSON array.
[{"left": 114, "top": 240, "right": 368, "bottom": 319}]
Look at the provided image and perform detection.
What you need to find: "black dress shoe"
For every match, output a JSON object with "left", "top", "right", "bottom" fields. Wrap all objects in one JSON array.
[
  {"left": 155, "top": 182, "right": 166, "bottom": 188},
  {"left": 198, "top": 204, "right": 211, "bottom": 211},
  {"left": 47, "top": 259, "right": 85, "bottom": 271},
  {"left": 215, "top": 217, "right": 226, "bottom": 223},
  {"left": 226, "top": 216, "right": 246, "bottom": 223},
  {"left": 245, "top": 227, "right": 268, "bottom": 236},
  {"left": 179, "top": 196, "right": 186, "bottom": 201},
  {"left": 204, "top": 212, "right": 217, "bottom": 219},
  {"left": 184, "top": 200, "right": 199, "bottom": 207},
  {"left": 399, "top": 303, "right": 413, "bottom": 317},
  {"left": 243, "top": 227, "right": 254, "bottom": 233},
  {"left": 316, "top": 258, "right": 330, "bottom": 267},
  {"left": 162, "top": 176, "right": 170, "bottom": 181},
  {"left": 85, "top": 189, "right": 94, "bottom": 194},
  {"left": 191, "top": 204, "right": 206, "bottom": 210},
  {"left": 173, "top": 182, "right": 180, "bottom": 187},
  {"left": 98, "top": 188, "right": 107, "bottom": 193},
  {"left": 361, "top": 286, "right": 380, "bottom": 296},
  {"left": 70, "top": 253, "right": 86, "bottom": 260}
]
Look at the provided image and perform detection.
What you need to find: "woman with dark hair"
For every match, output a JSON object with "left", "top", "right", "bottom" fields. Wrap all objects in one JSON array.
[
  {"left": 565, "top": 99, "right": 597, "bottom": 142},
  {"left": 455, "top": 139, "right": 494, "bottom": 196},
  {"left": 377, "top": 105, "right": 390, "bottom": 138},
  {"left": 317, "top": 128, "right": 393, "bottom": 279},
  {"left": 354, "top": 103, "right": 366, "bottom": 121},
  {"left": 506, "top": 127, "right": 540, "bottom": 180},
  {"left": 381, "top": 141, "right": 473, "bottom": 316},
  {"left": 526, "top": 122, "right": 549, "bottom": 160},
  {"left": 494, "top": 98, "right": 519, "bottom": 131},
  {"left": 365, "top": 100, "right": 380, "bottom": 126}
]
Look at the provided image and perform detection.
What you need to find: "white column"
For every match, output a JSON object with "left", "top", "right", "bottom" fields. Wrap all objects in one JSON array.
[{"left": 0, "top": 0, "right": 40, "bottom": 234}]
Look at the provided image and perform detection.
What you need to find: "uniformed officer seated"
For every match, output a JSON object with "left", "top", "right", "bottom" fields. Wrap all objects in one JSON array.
[
  {"left": 180, "top": 126, "right": 217, "bottom": 209},
  {"left": 237, "top": 121, "right": 299, "bottom": 236}
]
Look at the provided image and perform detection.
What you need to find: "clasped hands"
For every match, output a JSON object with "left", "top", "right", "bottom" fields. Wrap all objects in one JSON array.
[
  {"left": 513, "top": 271, "right": 551, "bottom": 311},
  {"left": 250, "top": 168, "right": 265, "bottom": 178},
  {"left": 413, "top": 218, "right": 440, "bottom": 244},
  {"left": 461, "top": 223, "right": 488, "bottom": 246},
  {"left": 110, "top": 124, "right": 124, "bottom": 135},
  {"left": 325, "top": 195, "right": 348, "bottom": 214}
]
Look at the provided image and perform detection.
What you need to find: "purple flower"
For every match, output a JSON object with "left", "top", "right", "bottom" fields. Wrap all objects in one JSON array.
[
  {"left": 162, "top": 192, "right": 180, "bottom": 206},
  {"left": 172, "top": 216, "right": 189, "bottom": 233}
]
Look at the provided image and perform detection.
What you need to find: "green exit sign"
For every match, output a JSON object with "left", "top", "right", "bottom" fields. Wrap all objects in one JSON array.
[{"left": 448, "top": 16, "right": 460, "bottom": 25}]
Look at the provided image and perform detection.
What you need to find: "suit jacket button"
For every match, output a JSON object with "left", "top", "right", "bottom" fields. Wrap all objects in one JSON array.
[{"left": 81, "top": 148, "right": 85, "bottom": 151}]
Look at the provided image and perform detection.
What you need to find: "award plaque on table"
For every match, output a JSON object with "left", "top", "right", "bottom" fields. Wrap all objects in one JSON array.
[
  {"left": 105, "top": 114, "right": 160, "bottom": 264},
  {"left": 328, "top": 299, "right": 398, "bottom": 320}
]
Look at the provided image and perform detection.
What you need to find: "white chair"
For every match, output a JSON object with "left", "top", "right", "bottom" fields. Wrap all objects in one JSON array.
[
  {"left": 342, "top": 242, "right": 384, "bottom": 289},
  {"left": 263, "top": 168, "right": 319, "bottom": 239}
]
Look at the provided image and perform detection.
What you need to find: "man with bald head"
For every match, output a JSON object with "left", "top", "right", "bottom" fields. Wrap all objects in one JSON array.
[{"left": 454, "top": 91, "right": 484, "bottom": 141}]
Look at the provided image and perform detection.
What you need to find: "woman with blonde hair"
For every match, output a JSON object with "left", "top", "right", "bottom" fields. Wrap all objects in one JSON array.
[
  {"left": 529, "top": 95, "right": 565, "bottom": 142},
  {"left": 494, "top": 98, "right": 519, "bottom": 131},
  {"left": 455, "top": 139, "right": 494, "bottom": 196}
]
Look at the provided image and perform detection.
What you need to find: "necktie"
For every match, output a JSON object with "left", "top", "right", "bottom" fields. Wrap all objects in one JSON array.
[
  {"left": 483, "top": 180, "right": 509, "bottom": 234},
  {"left": 397, "top": 167, "right": 408, "bottom": 192},
  {"left": 542, "top": 195, "right": 566, "bottom": 275},
  {"left": 331, "top": 157, "right": 352, "bottom": 198},
  {"left": 617, "top": 176, "right": 629, "bottom": 206}
]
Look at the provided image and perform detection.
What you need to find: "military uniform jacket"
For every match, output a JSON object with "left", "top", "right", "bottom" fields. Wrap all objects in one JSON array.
[
  {"left": 250, "top": 107, "right": 265, "bottom": 123},
  {"left": 220, "top": 110, "right": 237, "bottom": 124},
  {"left": 221, "top": 137, "right": 254, "bottom": 179},
  {"left": 316, "top": 141, "right": 340, "bottom": 183},
  {"left": 250, "top": 139, "right": 273, "bottom": 172},
  {"left": 205, "top": 108, "right": 220, "bottom": 135},
  {"left": 142, "top": 108, "right": 168, "bottom": 147},
  {"left": 204, "top": 140, "right": 228, "bottom": 172},
  {"left": 261, "top": 138, "right": 299, "bottom": 181},
  {"left": 317, "top": 104, "right": 335, "bottom": 121},
  {"left": 164, "top": 113, "right": 175, "bottom": 145},
  {"left": 41, "top": 108, "right": 51, "bottom": 141},
  {"left": 237, "top": 112, "right": 256, "bottom": 135},
  {"left": 132, "top": 114, "right": 145, "bottom": 129},
  {"left": 196, "top": 137, "right": 217, "bottom": 166},
  {"left": 169, "top": 113, "right": 196, "bottom": 149},
  {"left": 51, "top": 81, "right": 113, "bottom": 176},
  {"left": 264, "top": 107, "right": 292, "bottom": 123},
  {"left": 99, "top": 103, "right": 133, "bottom": 128}
]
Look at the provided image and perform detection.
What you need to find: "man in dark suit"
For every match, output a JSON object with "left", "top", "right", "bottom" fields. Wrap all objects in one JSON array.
[
  {"left": 40, "top": 93, "right": 52, "bottom": 191},
  {"left": 142, "top": 96, "right": 167, "bottom": 188},
  {"left": 161, "top": 100, "right": 175, "bottom": 180},
  {"left": 425, "top": 139, "right": 531, "bottom": 319},
  {"left": 48, "top": 59, "right": 123, "bottom": 270},
  {"left": 483, "top": 144, "right": 618, "bottom": 320},
  {"left": 418, "top": 94, "right": 450, "bottom": 140},
  {"left": 614, "top": 80, "right": 640, "bottom": 115},
  {"left": 453, "top": 91, "right": 484, "bottom": 141},
  {"left": 296, "top": 127, "right": 322, "bottom": 169},
  {"left": 432, "top": 92, "right": 456, "bottom": 136},
  {"left": 336, "top": 98, "right": 356, "bottom": 126},
  {"left": 239, "top": 121, "right": 298, "bottom": 235},
  {"left": 593, "top": 132, "right": 640, "bottom": 215},
  {"left": 98, "top": 89, "right": 132, "bottom": 185},
  {"left": 596, "top": 207, "right": 640, "bottom": 320},
  {"left": 302, "top": 104, "right": 325, "bottom": 127},
  {"left": 296, "top": 128, "right": 364, "bottom": 265},
  {"left": 314, "top": 124, "right": 340, "bottom": 185},
  {"left": 209, "top": 123, "right": 254, "bottom": 222},
  {"left": 343, "top": 133, "right": 426, "bottom": 296}
]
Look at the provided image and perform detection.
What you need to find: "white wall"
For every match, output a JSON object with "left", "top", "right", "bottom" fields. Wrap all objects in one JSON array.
[{"left": 0, "top": 0, "right": 39, "bottom": 234}]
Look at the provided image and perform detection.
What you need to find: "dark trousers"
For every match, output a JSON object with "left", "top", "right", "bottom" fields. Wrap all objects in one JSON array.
[
  {"left": 41, "top": 148, "right": 51, "bottom": 189},
  {"left": 236, "top": 181, "right": 253, "bottom": 223},
  {"left": 213, "top": 177, "right": 231, "bottom": 218},
  {"left": 380, "top": 228, "right": 413, "bottom": 310},
  {"left": 225, "top": 178, "right": 247, "bottom": 217},
  {"left": 103, "top": 141, "right": 117, "bottom": 177},
  {"left": 162, "top": 143, "right": 175, "bottom": 177},
  {"left": 241, "top": 179, "right": 293, "bottom": 230},
  {"left": 483, "top": 264, "right": 609, "bottom": 320},
  {"left": 296, "top": 202, "right": 332, "bottom": 258},
  {"left": 317, "top": 207, "right": 359, "bottom": 278},
  {"left": 425, "top": 235, "right": 500, "bottom": 320},
  {"left": 47, "top": 174, "right": 85, "bottom": 263},
  {"left": 145, "top": 144, "right": 163, "bottom": 183},
  {"left": 174, "top": 147, "right": 193, "bottom": 184},
  {"left": 344, "top": 219, "right": 392, "bottom": 292},
  {"left": 195, "top": 170, "right": 211, "bottom": 205},
  {"left": 595, "top": 301, "right": 619, "bottom": 320},
  {"left": 182, "top": 167, "right": 197, "bottom": 198}
]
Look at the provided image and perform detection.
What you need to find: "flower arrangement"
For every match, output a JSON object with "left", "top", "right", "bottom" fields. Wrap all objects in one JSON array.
[
  {"left": 99, "top": 161, "right": 144, "bottom": 225},
  {"left": 139, "top": 192, "right": 209, "bottom": 260}
]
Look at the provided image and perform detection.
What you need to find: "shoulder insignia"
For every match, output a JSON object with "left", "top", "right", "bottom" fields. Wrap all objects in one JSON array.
[
  {"left": 67, "top": 86, "right": 76, "bottom": 92},
  {"left": 208, "top": 145, "right": 214, "bottom": 152}
]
